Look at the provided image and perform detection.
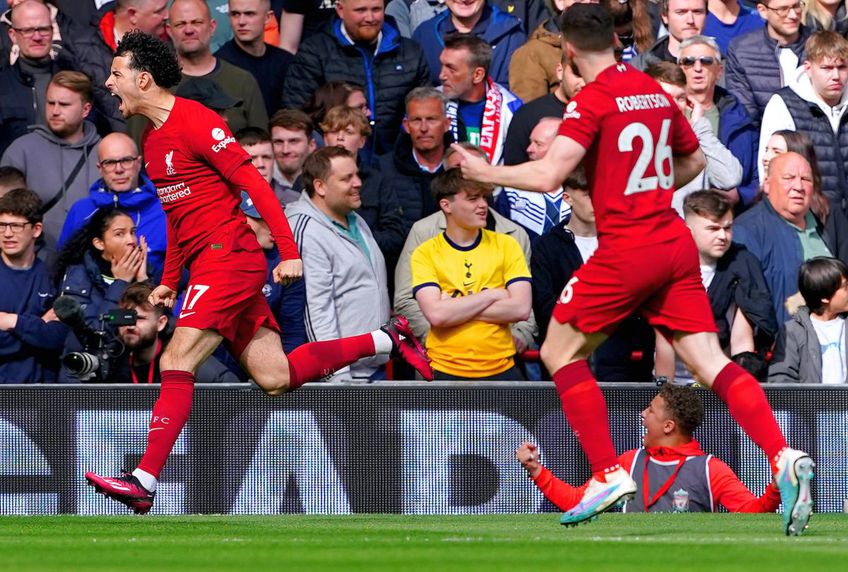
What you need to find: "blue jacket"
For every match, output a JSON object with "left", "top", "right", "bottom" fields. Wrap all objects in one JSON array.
[
  {"left": 733, "top": 200, "right": 848, "bottom": 324},
  {"left": 0, "top": 257, "right": 69, "bottom": 383},
  {"left": 413, "top": 4, "right": 527, "bottom": 88},
  {"left": 715, "top": 86, "right": 760, "bottom": 206},
  {"left": 725, "top": 25, "right": 810, "bottom": 123},
  {"left": 261, "top": 248, "right": 307, "bottom": 354},
  {"left": 57, "top": 173, "right": 167, "bottom": 275},
  {"left": 281, "top": 18, "right": 430, "bottom": 157}
]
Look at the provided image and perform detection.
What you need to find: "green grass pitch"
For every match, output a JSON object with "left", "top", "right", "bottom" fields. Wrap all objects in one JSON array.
[{"left": 3, "top": 513, "right": 848, "bottom": 571}]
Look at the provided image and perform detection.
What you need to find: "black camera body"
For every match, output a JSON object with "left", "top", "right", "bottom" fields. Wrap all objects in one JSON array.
[{"left": 54, "top": 296, "right": 137, "bottom": 382}]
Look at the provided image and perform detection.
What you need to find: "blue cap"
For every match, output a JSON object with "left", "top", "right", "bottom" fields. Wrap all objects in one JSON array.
[{"left": 240, "top": 191, "right": 261, "bottom": 219}]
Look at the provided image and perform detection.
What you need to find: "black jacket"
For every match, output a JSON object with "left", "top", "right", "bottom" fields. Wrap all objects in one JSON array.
[
  {"left": 377, "top": 131, "right": 446, "bottom": 227},
  {"left": 726, "top": 25, "right": 811, "bottom": 123},
  {"left": 281, "top": 18, "right": 430, "bottom": 156},
  {"left": 72, "top": 3, "right": 126, "bottom": 133},
  {"left": 707, "top": 243, "right": 778, "bottom": 350},
  {"left": 630, "top": 36, "right": 674, "bottom": 71},
  {"left": 357, "top": 162, "right": 407, "bottom": 272},
  {"left": 0, "top": 53, "right": 74, "bottom": 157},
  {"left": 530, "top": 223, "right": 654, "bottom": 382}
]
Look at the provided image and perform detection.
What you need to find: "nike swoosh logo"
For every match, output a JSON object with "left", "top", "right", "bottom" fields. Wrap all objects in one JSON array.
[
  {"left": 178, "top": 311, "right": 196, "bottom": 319},
  {"left": 37, "top": 292, "right": 50, "bottom": 297},
  {"left": 145, "top": 162, "right": 150, "bottom": 169},
  {"left": 148, "top": 427, "right": 164, "bottom": 433}
]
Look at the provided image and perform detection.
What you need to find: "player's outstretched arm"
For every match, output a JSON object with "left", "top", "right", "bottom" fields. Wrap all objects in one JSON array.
[
  {"left": 516, "top": 442, "right": 585, "bottom": 511},
  {"left": 673, "top": 148, "right": 707, "bottom": 190},
  {"left": 160, "top": 218, "right": 185, "bottom": 292},
  {"left": 709, "top": 457, "right": 781, "bottom": 513},
  {"left": 453, "top": 135, "right": 586, "bottom": 193},
  {"left": 229, "top": 163, "right": 301, "bottom": 262}
]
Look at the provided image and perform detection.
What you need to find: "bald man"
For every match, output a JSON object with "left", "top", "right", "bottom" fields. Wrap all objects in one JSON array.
[
  {"left": 496, "top": 116, "right": 572, "bottom": 242},
  {"left": 0, "top": 0, "right": 71, "bottom": 156},
  {"left": 58, "top": 133, "right": 168, "bottom": 275},
  {"left": 734, "top": 151, "right": 848, "bottom": 325}
]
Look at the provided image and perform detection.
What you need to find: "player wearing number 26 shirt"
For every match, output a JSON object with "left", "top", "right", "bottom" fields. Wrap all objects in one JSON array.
[
  {"left": 454, "top": 4, "right": 813, "bottom": 536},
  {"left": 550, "top": 61, "right": 714, "bottom": 336},
  {"left": 84, "top": 31, "right": 433, "bottom": 516}
]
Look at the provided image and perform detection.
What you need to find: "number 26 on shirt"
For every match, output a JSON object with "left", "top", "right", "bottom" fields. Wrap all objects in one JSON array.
[{"left": 619, "top": 119, "right": 673, "bottom": 195}]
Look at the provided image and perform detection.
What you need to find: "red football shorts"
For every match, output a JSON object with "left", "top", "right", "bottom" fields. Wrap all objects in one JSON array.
[
  {"left": 176, "top": 245, "right": 279, "bottom": 357},
  {"left": 552, "top": 236, "right": 717, "bottom": 337}
]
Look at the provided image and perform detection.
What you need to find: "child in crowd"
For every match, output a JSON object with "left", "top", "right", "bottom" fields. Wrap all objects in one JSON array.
[{"left": 769, "top": 257, "right": 848, "bottom": 384}]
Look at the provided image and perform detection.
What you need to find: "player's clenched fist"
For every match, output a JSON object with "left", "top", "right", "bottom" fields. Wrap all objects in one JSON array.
[
  {"left": 273, "top": 258, "right": 303, "bottom": 285},
  {"left": 450, "top": 143, "right": 490, "bottom": 183},
  {"left": 149, "top": 285, "right": 177, "bottom": 309},
  {"left": 515, "top": 441, "right": 542, "bottom": 478}
]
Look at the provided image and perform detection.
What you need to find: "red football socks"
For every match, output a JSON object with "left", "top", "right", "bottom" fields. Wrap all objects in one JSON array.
[
  {"left": 287, "top": 333, "right": 377, "bottom": 390},
  {"left": 552, "top": 360, "right": 620, "bottom": 475},
  {"left": 711, "top": 362, "right": 787, "bottom": 460},
  {"left": 137, "top": 370, "right": 195, "bottom": 479}
]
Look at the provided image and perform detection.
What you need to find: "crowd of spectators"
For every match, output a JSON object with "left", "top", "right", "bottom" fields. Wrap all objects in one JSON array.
[{"left": 2, "top": 0, "right": 848, "bottom": 385}]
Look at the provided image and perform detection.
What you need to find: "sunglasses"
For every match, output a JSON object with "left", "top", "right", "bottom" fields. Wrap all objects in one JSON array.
[{"left": 679, "top": 56, "right": 718, "bottom": 67}]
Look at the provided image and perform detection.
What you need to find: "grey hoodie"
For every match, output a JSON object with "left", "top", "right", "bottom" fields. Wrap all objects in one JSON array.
[
  {"left": 1, "top": 121, "right": 101, "bottom": 251},
  {"left": 287, "top": 193, "right": 390, "bottom": 381}
]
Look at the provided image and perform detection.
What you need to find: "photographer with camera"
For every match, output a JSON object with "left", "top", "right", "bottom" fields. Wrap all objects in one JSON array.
[
  {"left": 111, "top": 282, "right": 239, "bottom": 384},
  {"left": 55, "top": 207, "right": 149, "bottom": 382},
  {"left": 0, "top": 189, "right": 69, "bottom": 383}
]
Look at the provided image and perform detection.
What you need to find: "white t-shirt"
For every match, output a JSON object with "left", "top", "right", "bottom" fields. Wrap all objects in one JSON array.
[
  {"left": 778, "top": 48, "right": 800, "bottom": 88},
  {"left": 700, "top": 263, "right": 717, "bottom": 290},
  {"left": 574, "top": 234, "right": 599, "bottom": 264},
  {"left": 811, "top": 316, "right": 846, "bottom": 384}
]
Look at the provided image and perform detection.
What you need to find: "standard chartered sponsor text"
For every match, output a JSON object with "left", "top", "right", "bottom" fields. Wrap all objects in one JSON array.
[{"left": 158, "top": 182, "right": 192, "bottom": 203}]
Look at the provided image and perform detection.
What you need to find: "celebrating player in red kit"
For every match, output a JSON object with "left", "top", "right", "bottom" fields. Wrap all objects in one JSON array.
[
  {"left": 454, "top": 4, "right": 813, "bottom": 535},
  {"left": 84, "top": 31, "right": 433, "bottom": 514}
]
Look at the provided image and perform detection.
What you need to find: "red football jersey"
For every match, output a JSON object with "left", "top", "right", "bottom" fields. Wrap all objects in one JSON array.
[
  {"left": 557, "top": 63, "right": 700, "bottom": 245},
  {"left": 142, "top": 97, "right": 263, "bottom": 265}
]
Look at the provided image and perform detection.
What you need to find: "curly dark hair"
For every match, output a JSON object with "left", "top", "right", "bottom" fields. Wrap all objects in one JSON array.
[
  {"left": 658, "top": 384, "right": 704, "bottom": 437},
  {"left": 115, "top": 30, "right": 182, "bottom": 89},
  {"left": 54, "top": 208, "right": 131, "bottom": 283}
]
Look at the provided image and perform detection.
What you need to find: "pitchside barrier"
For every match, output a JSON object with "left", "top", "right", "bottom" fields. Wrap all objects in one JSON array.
[{"left": 1, "top": 383, "right": 846, "bottom": 515}]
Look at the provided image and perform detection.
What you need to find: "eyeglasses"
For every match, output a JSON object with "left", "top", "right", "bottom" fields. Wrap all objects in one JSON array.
[
  {"left": 0, "top": 222, "right": 34, "bottom": 234},
  {"left": 763, "top": 1, "right": 805, "bottom": 18},
  {"left": 679, "top": 55, "right": 719, "bottom": 67},
  {"left": 98, "top": 156, "right": 140, "bottom": 171},
  {"left": 12, "top": 26, "right": 52, "bottom": 38}
]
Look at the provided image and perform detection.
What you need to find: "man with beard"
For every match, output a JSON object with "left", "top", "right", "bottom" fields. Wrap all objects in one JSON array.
[
  {"left": 1, "top": 70, "right": 100, "bottom": 256},
  {"left": 281, "top": 0, "right": 430, "bottom": 156},
  {"left": 113, "top": 281, "right": 238, "bottom": 384}
]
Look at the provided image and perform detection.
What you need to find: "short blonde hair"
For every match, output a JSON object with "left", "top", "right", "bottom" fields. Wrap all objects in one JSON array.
[
  {"left": 49, "top": 70, "right": 93, "bottom": 105},
  {"left": 320, "top": 105, "right": 372, "bottom": 137},
  {"left": 805, "top": 31, "right": 848, "bottom": 65}
]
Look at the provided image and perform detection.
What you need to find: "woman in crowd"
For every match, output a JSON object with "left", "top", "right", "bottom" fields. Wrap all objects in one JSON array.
[{"left": 54, "top": 208, "right": 149, "bottom": 381}]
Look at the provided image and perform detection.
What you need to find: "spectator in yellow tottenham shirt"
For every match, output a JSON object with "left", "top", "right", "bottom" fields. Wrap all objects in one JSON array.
[{"left": 411, "top": 168, "right": 532, "bottom": 380}]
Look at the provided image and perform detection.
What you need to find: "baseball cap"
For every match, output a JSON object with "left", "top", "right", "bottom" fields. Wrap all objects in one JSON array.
[
  {"left": 176, "top": 77, "right": 243, "bottom": 111},
  {"left": 240, "top": 191, "right": 261, "bottom": 219}
]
